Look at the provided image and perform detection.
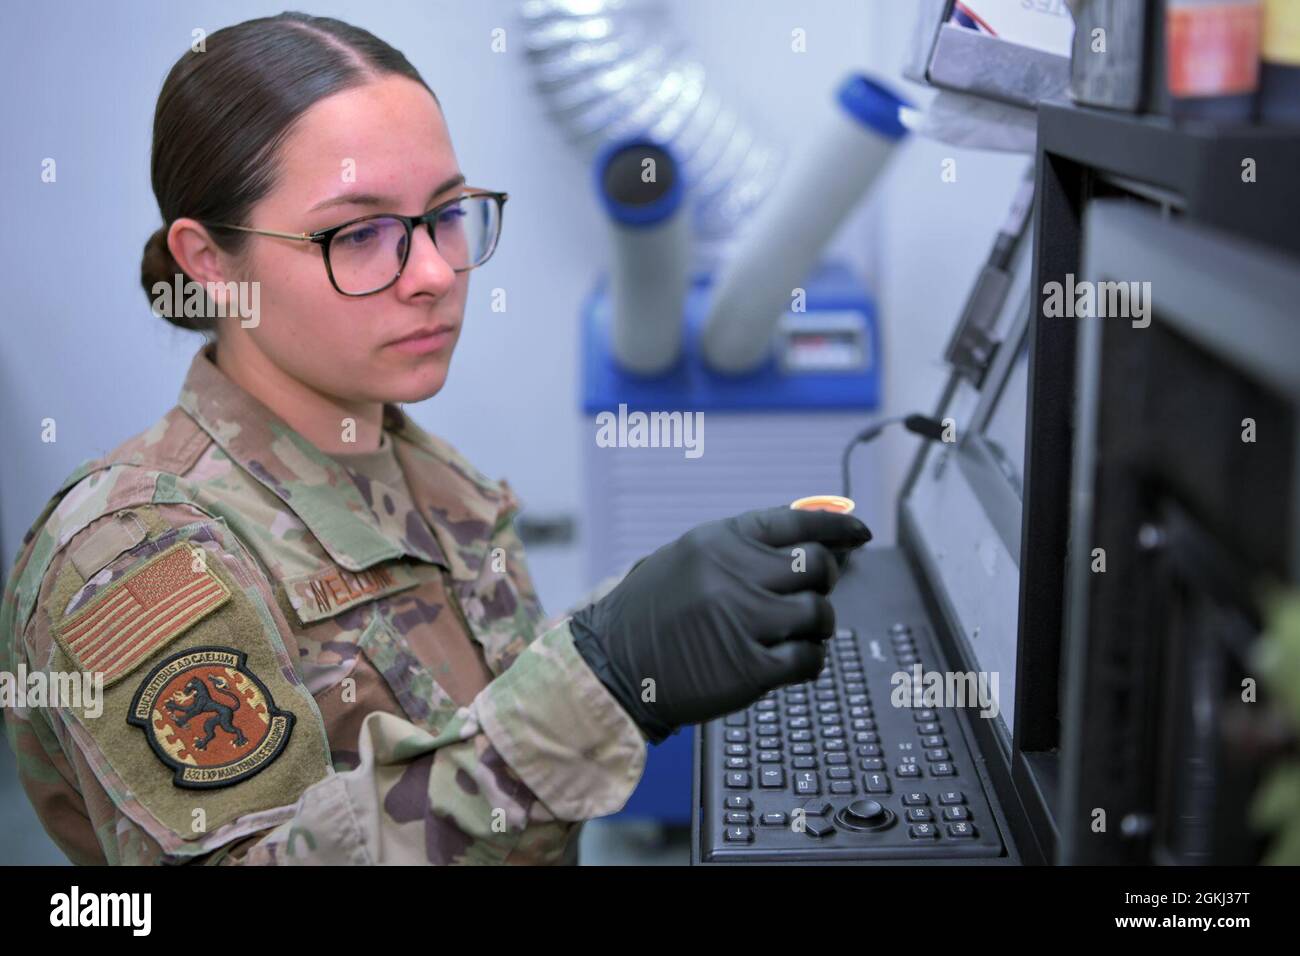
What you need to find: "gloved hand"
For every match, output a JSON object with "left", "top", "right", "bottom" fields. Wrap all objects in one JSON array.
[{"left": 570, "top": 506, "right": 872, "bottom": 744}]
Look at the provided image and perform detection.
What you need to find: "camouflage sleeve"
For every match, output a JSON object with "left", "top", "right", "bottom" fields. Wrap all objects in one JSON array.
[
  {"left": 234, "top": 617, "right": 647, "bottom": 864},
  {"left": 233, "top": 482, "right": 649, "bottom": 865},
  {"left": 6, "top": 497, "right": 646, "bottom": 866},
  {"left": 4, "top": 502, "right": 337, "bottom": 865}
]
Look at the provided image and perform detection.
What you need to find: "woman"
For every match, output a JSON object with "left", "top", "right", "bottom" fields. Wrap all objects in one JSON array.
[{"left": 0, "top": 12, "right": 869, "bottom": 865}]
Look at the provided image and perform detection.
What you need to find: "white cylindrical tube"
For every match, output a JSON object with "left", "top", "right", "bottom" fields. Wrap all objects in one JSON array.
[
  {"left": 596, "top": 138, "right": 690, "bottom": 376},
  {"left": 701, "top": 74, "right": 911, "bottom": 375}
]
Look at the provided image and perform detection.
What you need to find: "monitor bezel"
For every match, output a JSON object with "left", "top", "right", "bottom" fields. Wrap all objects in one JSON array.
[
  {"left": 957, "top": 301, "right": 1032, "bottom": 562},
  {"left": 1057, "top": 200, "right": 1300, "bottom": 864}
]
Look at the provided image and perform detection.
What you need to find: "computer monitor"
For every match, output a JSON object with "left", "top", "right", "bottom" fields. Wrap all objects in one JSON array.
[{"left": 1058, "top": 200, "right": 1300, "bottom": 864}]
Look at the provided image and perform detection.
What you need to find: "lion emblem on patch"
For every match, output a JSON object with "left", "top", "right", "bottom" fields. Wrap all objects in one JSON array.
[{"left": 128, "top": 646, "right": 295, "bottom": 789}]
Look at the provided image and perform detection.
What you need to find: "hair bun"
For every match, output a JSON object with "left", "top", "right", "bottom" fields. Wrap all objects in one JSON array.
[
  {"left": 141, "top": 225, "right": 179, "bottom": 291},
  {"left": 141, "top": 226, "right": 207, "bottom": 331}
]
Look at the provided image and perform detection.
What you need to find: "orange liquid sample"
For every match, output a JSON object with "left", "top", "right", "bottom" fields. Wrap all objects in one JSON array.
[{"left": 790, "top": 495, "right": 855, "bottom": 514}]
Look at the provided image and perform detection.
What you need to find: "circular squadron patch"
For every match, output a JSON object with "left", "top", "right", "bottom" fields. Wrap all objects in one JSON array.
[{"left": 127, "top": 646, "right": 295, "bottom": 789}]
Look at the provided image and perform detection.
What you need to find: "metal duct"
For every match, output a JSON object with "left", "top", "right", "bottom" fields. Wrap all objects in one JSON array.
[{"left": 517, "top": 0, "right": 784, "bottom": 266}]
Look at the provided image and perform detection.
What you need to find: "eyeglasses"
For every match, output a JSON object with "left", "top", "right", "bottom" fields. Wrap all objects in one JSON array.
[{"left": 205, "top": 189, "right": 508, "bottom": 296}]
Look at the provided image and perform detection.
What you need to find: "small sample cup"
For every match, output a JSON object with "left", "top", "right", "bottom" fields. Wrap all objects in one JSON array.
[{"left": 790, "top": 495, "right": 856, "bottom": 514}]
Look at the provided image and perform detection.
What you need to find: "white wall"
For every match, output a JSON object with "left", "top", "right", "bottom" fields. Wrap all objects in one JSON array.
[{"left": 0, "top": 0, "right": 1027, "bottom": 615}]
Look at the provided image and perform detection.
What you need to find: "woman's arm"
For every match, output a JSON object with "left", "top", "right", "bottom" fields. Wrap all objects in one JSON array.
[{"left": 5, "top": 499, "right": 645, "bottom": 865}]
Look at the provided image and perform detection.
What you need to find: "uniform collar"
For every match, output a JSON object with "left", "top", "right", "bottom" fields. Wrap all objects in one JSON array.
[{"left": 177, "top": 343, "right": 504, "bottom": 581}]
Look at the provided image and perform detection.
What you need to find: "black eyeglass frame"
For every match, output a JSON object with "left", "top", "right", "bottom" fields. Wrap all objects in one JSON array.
[{"left": 204, "top": 188, "right": 509, "bottom": 297}]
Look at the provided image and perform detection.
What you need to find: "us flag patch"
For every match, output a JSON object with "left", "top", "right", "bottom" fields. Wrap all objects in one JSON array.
[{"left": 54, "top": 542, "right": 232, "bottom": 687}]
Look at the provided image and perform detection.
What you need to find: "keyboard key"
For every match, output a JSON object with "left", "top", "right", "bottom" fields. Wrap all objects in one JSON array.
[
  {"left": 726, "top": 796, "right": 752, "bottom": 810},
  {"left": 760, "top": 768, "right": 786, "bottom": 789},
  {"left": 801, "top": 799, "right": 833, "bottom": 817},
  {"left": 863, "top": 772, "right": 891, "bottom": 794},
  {"left": 860, "top": 758, "right": 885, "bottom": 771},
  {"left": 917, "top": 722, "right": 942, "bottom": 735},
  {"left": 794, "top": 772, "right": 821, "bottom": 796},
  {"left": 725, "top": 772, "right": 750, "bottom": 789},
  {"left": 858, "top": 744, "right": 882, "bottom": 757},
  {"left": 947, "top": 822, "right": 977, "bottom": 839},
  {"left": 896, "top": 764, "right": 921, "bottom": 778},
  {"left": 726, "top": 811, "right": 752, "bottom": 825},
  {"left": 827, "top": 767, "right": 852, "bottom": 780},
  {"left": 830, "top": 781, "right": 856, "bottom": 795},
  {"left": 908, "top": 823, "right": 937, "bottom": 840},
  {"left": 931, "top": 762, "right": 956, "bottom": 777},
  {"left": 823, "top": 739, "right": 847, "bottom": 752},
  {"left": 925, "top": 748, "right": 951, "bottom": 761},
  {"left": 804, "top": 815, "right": 835, "bottom": 838},
  {"left": 761, "top": 812, "right": 787, "bottom": 827},
  {"left": 791, "top": 742, "right": 814, "bottom": 755},
  {"left": 822, "top": 727, "right": 845, "bottom": 738},
  {"left": 758, "top": 751, "right": 783, "bottom": 763},
  {"left": 725, "top": 743, "right": 748, "bottom": 756},
  {"left": 939, "top": 791, "right": 966, "bottom": 805},
  {"left": 920, "top": 735, "right": 945, "bottom": 748},
  {"left": 725, "top": 826, "right": 754, "bottom": 843},
  {"left": 902, "top": 792, "right": 930, "bottom": 806},
  {"left": 825, "top": 752, "right": 849, "bottom": 765},
  {"left": 792, "top": 756, "right": 817, "bottom": 770},
  {"left": 907, "top": 808, "right": 934, "bottom": 822},
  {"left": 913, "top": 710, "right": 937, "bottom": 722},
  {"left": 726, "top": 757, "right": 750, "bottom": 770},
  {"left": 725, "top": 729, "right": 749, "bottom": 743},
  {"left": 724, "top": 713, "right": 747, "bottom": 727},
  {"left": 943, "top": 806, "right": 970, "bottom": 821},
  {"left": 757, "top": 737, "right": 782, "bottom": 749},
  {"left": 890, "top": 623, "right": 912, "bottom": 636},
  {"left": 791, "top": 730, "right": 812, "bottom": 742}
]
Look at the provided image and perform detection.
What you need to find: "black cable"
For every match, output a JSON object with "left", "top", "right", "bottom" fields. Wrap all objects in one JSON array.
[{"left": 840, "top": 413, "right": 947, "bottom": 499}]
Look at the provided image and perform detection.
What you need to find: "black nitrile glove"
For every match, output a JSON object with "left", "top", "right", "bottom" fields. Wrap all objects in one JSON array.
[{"left": 570, "top": 506, "right": 872, "bottom": 744}]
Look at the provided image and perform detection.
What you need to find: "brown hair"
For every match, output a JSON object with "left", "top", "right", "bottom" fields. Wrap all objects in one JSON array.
[{"left": 141, "top": 11, "right": 438, "bottom": 331}]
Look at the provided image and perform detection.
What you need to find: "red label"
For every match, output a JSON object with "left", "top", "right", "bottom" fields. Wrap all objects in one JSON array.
[{"left": 1168, "top": 4, "right": 1263, "bottom": 97}]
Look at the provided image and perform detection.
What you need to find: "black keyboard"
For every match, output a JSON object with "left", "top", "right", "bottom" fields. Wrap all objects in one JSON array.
[{"left": 700, "top": 623, "right": 1005, "bottom": 861}]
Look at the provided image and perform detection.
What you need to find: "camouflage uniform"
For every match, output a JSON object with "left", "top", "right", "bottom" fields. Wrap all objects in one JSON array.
[{"left": 0, "top": 342, "right": 647, "bottom": 864}]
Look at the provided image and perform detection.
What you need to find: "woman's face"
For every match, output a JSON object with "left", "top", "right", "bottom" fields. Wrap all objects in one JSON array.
[{"left": 223, "top": 75, "right": 470, "bottom": 405}]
